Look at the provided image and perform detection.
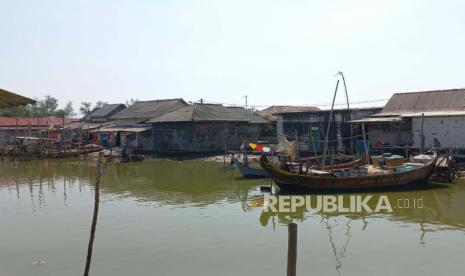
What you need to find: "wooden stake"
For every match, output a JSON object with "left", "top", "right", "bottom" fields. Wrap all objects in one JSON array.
[
  {"left": 361, "top": 123, "right": 370, "bottom": 165},
  {"left": 294, "top": 129, "right": 299, "bottom": 159},
  {"left": 287, "top": 223, "right": 297, "bottom": 276},
  {"left": 420, "top": 113, "right": 425, "bottom": 153},
  {"left": 84, "top": 152, "right": 103, "bottom": 276}
]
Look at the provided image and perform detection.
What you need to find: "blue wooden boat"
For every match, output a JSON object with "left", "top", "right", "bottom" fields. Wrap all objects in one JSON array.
[{"left": 233, "top": 157, "right": 268, "bottom": 178}]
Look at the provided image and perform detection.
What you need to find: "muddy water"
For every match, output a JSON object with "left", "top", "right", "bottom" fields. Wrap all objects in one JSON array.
[{"left": 0, "top": 159, "right": 464, "bottom": 276}]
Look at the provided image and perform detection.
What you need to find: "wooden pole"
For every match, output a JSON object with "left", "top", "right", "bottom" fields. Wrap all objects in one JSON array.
[
  {"left": 321, "top": 79, "right": 339, "bottom": 168},
  {"left": 420, "top": 113, "right": 425, "bottom": 153},
  {"left": 338, "top": 71, "right": 353, "bottom": 154},
  {"left": 28, "top": 105, "right": 32, "bottom": 137},
  {"left": 294, "top": 129, "right": 299, "bottom": 159},
  {"left": 309, "top": 127, "right": 318, "bottom": 159},
  {"left": 83, "top": 152, "right": 104, "bottom": 276},
  {"left": 287, "top": 223, "right": 297, "bottom": 276},
  {"left": 15, "top": 118, "right": 18, "bottom": 143},
  {"left": 361, "top": 123, "right": 370, "bottom": 165},
  {"left": 78, "top": 122, "right": 82, "bottom": 155}
]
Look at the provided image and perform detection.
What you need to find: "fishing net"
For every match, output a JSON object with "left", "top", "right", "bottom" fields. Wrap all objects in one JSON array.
[{"left": 274, "top": 137, "right": 297, "bottom": 161}]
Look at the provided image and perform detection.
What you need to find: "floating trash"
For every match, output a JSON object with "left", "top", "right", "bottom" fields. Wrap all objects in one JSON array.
[{"left": 32, "top": 259, "right": 46, "bottom": 266}]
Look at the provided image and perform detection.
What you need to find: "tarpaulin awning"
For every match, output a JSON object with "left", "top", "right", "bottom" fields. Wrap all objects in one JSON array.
[{"left": 0, "top": 88, "right": 36, "bottom": 108}]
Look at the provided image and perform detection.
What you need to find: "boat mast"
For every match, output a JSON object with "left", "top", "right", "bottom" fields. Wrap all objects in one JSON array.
[
  {"left": 321, "top": 79, "right": 339, "bottom": 168},
  {"left": 337, "top": 71, "right": 353, "bottom": 153}
]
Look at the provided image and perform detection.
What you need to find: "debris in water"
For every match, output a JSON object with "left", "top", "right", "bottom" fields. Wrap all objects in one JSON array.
[{"left": 32, "top": 259, "right": 46, "bottom": 266}]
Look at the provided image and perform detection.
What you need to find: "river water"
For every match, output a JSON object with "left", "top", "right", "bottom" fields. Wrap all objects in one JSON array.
[{"left": 0, "top": 159, "right": 464, "bottom": 276}]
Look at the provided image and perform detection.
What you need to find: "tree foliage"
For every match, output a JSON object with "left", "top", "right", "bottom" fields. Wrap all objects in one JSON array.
[
  {"left": 55, "top": 101, "right": 75, "bottom": 117},
  {"left": 0, "top": 95, "right": 75, "bottom": 118},
  {"left": 79, "top": 102, "right": 92, "bottom": 116},
  {"left": 0, "top": 95, "right": 75, "bottom": 117},
  {"left": 94, "top": 101, "right": 108, "bottom": 109}
]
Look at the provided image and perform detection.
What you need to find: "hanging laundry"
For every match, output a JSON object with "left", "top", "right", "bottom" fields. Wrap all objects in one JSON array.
[{"left": 248, "top": 143, "right": 271, "bottom": 153}]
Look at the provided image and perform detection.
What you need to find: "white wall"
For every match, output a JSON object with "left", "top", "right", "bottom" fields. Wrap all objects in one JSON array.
[{"left": 412, "top": 116, "right": 465, "bottom": 149}]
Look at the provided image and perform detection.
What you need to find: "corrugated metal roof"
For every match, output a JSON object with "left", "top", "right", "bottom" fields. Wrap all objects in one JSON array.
[
  {"left": 256, "top": 106, "right": 320, "bottom": 122},
  {"left": 0, "top": 116, "right": 78, "bottom": 127},
  {"left": 83, "top": 104, "right": 126, "bottom": 120},
  {"left": 110, "top": 99, "right": 189, "bottom": 121},
  {"left": 0, "top": 88, "right": 36, "bottom": 108},
  {"left": 150, "top": 104, "right": 268, "bottom": 123},
  {"left": 263, "top": 105, "right": 321, "bottom": 115},
  {"left": 381, "top": 88, "right": 465, "bottom": 115}
]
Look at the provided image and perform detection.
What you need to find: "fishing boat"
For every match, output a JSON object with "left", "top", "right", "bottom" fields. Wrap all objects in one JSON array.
[
  {"left": 233, "top": 155, "right": 364, "bottom": 179},
  {"left": 260, "top": 153, "right": 437, "bottom": 190},
  {"left": 233, "top": 139, "right": 363, "bottom": 179},
  {"left": 233, "top": 156, "right": 269, "bottom": 178},
  {"left": 315, "top": 158, "right": 364, "bottom": 170}
]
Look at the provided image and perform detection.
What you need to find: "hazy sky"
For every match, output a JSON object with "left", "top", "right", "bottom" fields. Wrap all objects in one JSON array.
[{"left": 1, "top": 0, "right": 464, "bottom": 111}]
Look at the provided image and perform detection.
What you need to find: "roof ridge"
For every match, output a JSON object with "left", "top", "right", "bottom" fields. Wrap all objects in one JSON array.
[
  {"left": 392, "top": 88, "right": 465, "bottom": 95},
  {"left": 134, "top": 98, "right": 185, "bottom": 103}
]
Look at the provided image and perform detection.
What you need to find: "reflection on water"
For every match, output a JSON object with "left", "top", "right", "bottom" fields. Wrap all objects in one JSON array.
[{"left": 1, "top": 159, "right": 465, "bottom": 276}]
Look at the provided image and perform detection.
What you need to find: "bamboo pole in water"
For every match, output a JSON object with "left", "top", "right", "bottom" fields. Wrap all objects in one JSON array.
[
  {"left": 83, "top": 152, "right": 103, "bottom": 276},
  {"left": 287, "top": 223, "right": 297, "bottom": 276}
]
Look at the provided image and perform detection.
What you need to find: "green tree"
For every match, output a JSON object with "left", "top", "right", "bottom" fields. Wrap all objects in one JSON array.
[
  {"left": 37, "top": 95, "right": 58, "bottom": 116},
  {"left": 63, "top": 101, "right": 75, "bottom": 116},
  {"left": 55, "top": 101, "right": 75, "bottom": 117},
  {"left": 0, "top": 95, "right": 72, "bottom": 118},
  {"left": 80, "top": 102, "right": 92, "bottom": 116},
  {"left": 0, "top": 105, "right": 29, "bottom": 117},
  {"left": 94, "top": 101, "right": 108, "bottom": 109}
]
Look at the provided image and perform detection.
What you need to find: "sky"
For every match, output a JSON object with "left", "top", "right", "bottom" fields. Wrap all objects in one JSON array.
[{"left": 1, "top": 0, "right": 464, "bottom": 112}]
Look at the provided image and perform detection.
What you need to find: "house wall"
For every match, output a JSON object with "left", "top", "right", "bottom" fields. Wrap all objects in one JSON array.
[
  {"left": 116, "top": 131, "right": 153, "bottom": 151},
  {"left": 137, "top": 131, "right": 153, "bottom": 151},
  {"left": 412, "top": 116, "right": 465, "bottom": 149},
  {"left": 0, "top": 130, "right": 12, "bottom": 143},
  {"left": 277, "top": 109, "right": 379, "bottom": 154},
  {"left": 152, "top": 122, "right": 261, "bottom": 152},
  {"left": 367, "top": 120, "right": 413, "bottom": 147}
]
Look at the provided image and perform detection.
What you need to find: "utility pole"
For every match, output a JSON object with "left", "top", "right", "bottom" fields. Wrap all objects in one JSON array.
[{"left": 244, "top": 95, "right": 248, "bottom": 109}]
